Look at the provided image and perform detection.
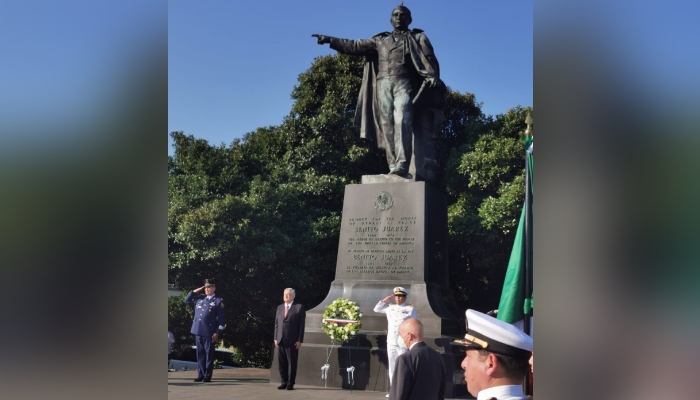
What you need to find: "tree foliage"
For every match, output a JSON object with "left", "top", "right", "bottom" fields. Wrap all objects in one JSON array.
[
  {"left": 445, "top": 106, "right": 533, "bottom": 310},
  {"left": 168, "top": 53, "right": 531, "bottom": 367}
]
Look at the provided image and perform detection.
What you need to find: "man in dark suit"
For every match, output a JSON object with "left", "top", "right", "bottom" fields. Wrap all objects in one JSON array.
[
  {"left": 183, "top": 279, "right": 226, "bottom": 382},
  {"left": 273, "top": 288, "right": 306, "bottom": 390},
  {"left": 390, "top": 318, "right": 446, "bottom": 400}
]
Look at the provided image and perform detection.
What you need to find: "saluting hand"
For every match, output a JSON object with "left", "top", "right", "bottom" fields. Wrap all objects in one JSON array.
[
  {"left": 193, "top": 286, "right": 205, "bottom": 293},
  {"left": 382, "top": 295, "right": 393, "bottom": 302}
]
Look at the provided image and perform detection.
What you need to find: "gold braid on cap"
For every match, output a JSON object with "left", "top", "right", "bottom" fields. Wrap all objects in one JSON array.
[{"left": 464, "top": 334, "right": 489, "bottom": 349}]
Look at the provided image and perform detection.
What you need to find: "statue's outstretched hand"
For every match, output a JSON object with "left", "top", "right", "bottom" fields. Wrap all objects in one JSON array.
[{"left": 311, "top": 34, "right": 330, "bottom": 44}]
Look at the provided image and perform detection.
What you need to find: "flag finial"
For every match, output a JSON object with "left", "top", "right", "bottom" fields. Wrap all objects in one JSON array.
[{"left": 524, "top": 113, "right": 533, "bottom": 137}]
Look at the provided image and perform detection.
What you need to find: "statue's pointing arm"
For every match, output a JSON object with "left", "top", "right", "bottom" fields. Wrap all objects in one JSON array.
[{"left": 312, "top": 34, "right": 377, "bottom": 56}]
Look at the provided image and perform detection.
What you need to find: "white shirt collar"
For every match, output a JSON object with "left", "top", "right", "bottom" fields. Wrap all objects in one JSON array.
[
  {"left": 477, "top": 385, "right": 525, "bottom": 400},
  {"left": 285, "top": 301, "right": 294, "bottom": 307}
]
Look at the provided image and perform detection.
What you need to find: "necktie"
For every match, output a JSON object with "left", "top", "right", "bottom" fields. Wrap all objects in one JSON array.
[{"left": 284, "top": 304, "right": 289, "bottom": 317}]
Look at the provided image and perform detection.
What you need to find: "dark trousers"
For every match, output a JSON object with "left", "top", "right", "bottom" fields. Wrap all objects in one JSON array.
[
  {"left": 195, "top": 335, "right": 216, "bottom": 379},
  {"left": 278, "top": 345, "right": 299, "bottom": 385}
]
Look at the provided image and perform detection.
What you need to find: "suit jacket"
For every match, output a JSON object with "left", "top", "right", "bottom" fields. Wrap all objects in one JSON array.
[
  {"left": 274, "top": 302, "right": 306, "bottom": 347},
  {"left": 183, "top": 292, "right": 226, "bottom": 337},
  {"left": 389, "top": 342, "right": 446, "bottom": 400}
]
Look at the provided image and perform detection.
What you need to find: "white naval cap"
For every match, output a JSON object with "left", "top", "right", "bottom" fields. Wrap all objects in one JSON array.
[
  {"left": 394, "top": 287, "right": 408, "bottom": 296},
  {"left": 455, "top": 309, "right": 533, "bottom": 359}
]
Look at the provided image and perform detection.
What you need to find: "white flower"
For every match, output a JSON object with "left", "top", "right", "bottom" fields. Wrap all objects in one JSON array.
[
  {"left": 354, "top": 306, "right": 359, "bottom": 310},
  {"left": 350, "top": 331, "right": 355, "bottom": 335},
  {"left": 331, "top": 313, "right": 336, "bottom": 317},
  {"left": 359, "top": 313, "right": 363, "bottom": 317},
  {"left": 343, "top": 335, "right": 348, "bottom": 340},
  {"left": 334, "top": 323, "right": 338, "bottom": 327}
]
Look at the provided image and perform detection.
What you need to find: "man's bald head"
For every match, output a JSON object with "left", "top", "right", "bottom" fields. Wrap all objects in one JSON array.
[{"left": 398, "top": 317, "right": 424, "bottom": 341}]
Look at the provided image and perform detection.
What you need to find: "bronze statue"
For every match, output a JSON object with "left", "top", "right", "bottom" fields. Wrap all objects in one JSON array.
[{"left": 313, "top": 4, "right": 446, "bottom": 181}]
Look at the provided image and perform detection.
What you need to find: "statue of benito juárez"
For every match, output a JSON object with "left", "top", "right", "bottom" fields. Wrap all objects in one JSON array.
[{"left": 313, "top": 3, "right": 446, "bottom": 181}]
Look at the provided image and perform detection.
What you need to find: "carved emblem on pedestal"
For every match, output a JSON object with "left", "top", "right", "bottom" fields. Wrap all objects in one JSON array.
[{"left": 374, "top": 191, "right": 393, "bottom": 211}]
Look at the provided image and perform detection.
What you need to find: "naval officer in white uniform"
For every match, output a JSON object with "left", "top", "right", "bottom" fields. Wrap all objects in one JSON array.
[
  {"left": 456, "top": 309, "right": 533, "bottom": 400},
  {"left": 374, "top": 286, "right": 417, "bottom": 396}
]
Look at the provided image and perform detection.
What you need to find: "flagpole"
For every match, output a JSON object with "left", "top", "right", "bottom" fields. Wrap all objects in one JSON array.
[
  {"left": 523, "top": 113, "right": 533, "bottom": 337},
  {"left": 523, "top": 113, "right": 533, "bottom": 396}
]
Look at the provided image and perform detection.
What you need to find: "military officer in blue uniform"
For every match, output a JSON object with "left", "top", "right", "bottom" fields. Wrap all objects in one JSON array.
[{"left": 183, "top": 279, "right": 226, "bottom": 382}]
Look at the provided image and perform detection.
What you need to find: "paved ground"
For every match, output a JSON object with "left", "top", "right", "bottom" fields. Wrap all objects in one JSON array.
[{"left": 168, "top": 368, "right": 473, "bottom": 399}]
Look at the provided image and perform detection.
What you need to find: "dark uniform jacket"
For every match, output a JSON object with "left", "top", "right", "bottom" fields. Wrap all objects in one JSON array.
[
  {"left": 389, "top": 341, "right": 446, "bottom": 400},
  {"left": 184, "top": 292, "right": 226, "bottom": 337},
  {"left": 273, "top": 302, "right": 306, "bottom": 347}
]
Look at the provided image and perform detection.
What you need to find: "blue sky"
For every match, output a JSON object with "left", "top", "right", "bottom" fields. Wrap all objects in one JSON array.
[{"left": 168, "top": 1, "right": 533, "bottom": 155}]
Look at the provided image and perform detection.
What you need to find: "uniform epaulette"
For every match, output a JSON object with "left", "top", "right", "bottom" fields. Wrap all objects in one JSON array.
[{"left": 411, "top": 28, "right": 424, "bottom": 33}]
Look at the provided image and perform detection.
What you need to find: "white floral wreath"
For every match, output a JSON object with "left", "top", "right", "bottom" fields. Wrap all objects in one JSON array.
[{"left": 322, "top": 298, "right": 363, "bottom": 343}]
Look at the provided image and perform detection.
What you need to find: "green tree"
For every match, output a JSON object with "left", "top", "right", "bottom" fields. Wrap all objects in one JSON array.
[
  {"left": 168, "top": 293, "right": 194, "bottom": 361},
  {"left": 445, "top": 106, "right": 533, "bottom": 311}
]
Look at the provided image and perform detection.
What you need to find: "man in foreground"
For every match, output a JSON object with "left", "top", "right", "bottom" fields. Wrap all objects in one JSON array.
[
  {"left": 274, "top": 288, "right": 306, "bottom": 390},
  {"left": 183, "top": 279, "right": 226, "bottom": 382},
  {"left": 456, "top": 309, "right": 533, "bottom": 400},
  {"left": 390, "top": 318, "right": 446, "bottom": 400}
]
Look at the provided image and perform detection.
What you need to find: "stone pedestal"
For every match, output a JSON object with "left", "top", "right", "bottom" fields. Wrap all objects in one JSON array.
[{"left": 271, "top": 181, "right": 466, "bottom": 396}]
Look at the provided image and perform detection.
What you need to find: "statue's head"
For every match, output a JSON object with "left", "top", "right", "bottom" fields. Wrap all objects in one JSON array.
[{"left": 390, "top": 4, "right": 412, "bottom": 30}]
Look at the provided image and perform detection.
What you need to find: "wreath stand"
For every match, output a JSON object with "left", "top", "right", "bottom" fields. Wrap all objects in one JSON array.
[
  {"left": 317, "top": 339, "right": 335, "bottom": 389},
  {"left": 318, "top": 318, "right": 360, "bottom": 392}
]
